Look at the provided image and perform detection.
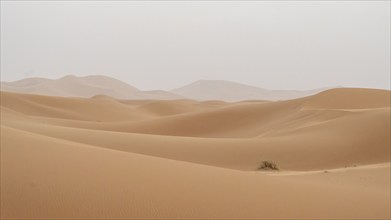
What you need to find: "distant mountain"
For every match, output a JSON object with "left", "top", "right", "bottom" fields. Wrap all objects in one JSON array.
[
  {"left": 171, "top": 80, "right": 330, "bottom": 101},
  {"left": 1, "top": 76, "right": 331, "bottom": 101},
  {"left": 0, "top": 75, "right": 183, "bottom": 100}
]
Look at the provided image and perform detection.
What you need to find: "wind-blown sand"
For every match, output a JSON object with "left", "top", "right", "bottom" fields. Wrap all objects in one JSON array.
[{"left": 1, "top": 88, "right": 390, "bottom": 219}]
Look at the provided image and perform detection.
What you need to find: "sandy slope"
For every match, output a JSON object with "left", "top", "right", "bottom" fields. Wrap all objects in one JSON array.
[{"left": 1, "top": 88, "right": 390, "bottom": 219}]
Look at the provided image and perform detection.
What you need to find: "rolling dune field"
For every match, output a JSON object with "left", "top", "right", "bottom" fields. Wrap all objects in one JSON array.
[{"left": 1, "top": 88, "right": 390, "bottom": 219}]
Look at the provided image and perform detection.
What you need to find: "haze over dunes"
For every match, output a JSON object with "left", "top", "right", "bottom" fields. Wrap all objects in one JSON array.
[
  {"left": 172, "top": 79, "right": 330, "bottom": 101},
  {"left": 1, "top": 75, "right": 330, "bottom": 101},
  {"left": 1, "top": 75, "right": 183, "bottom": 100},
  {"left": 1, "top": 0, "right": 389, "bottom": 218},
  {"left": 1, "top": 83, "right": 390, "bottom": 219}
]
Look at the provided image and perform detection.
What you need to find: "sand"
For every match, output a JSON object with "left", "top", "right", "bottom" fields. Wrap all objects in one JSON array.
[{"left": 1, "top": 87, "right": 390, "bottom": 219}]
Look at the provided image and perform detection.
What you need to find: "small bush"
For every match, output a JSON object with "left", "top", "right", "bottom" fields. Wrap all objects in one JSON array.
[{"left": 258, "top": 160, "right": 279, "bottom": 171}]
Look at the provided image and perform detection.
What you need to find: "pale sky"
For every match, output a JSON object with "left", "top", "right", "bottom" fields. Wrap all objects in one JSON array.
[{"left": 1, "top": 1, "right": 390, "bottom": 90}]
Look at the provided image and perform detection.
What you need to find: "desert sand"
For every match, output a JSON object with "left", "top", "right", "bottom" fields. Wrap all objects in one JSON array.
[{"left": 1, "top": 87, "right": 390, "bottom": 219}]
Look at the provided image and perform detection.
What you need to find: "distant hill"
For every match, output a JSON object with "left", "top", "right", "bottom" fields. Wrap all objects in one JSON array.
[
  {"left": 1, "top": 75, "right": 183, "bottom": 100},
  {"left": 171, "top": 80, "right": 329, "bottom": 101},
  {"left": 1, "top": 75, "right": 334, "bottom": 101}
]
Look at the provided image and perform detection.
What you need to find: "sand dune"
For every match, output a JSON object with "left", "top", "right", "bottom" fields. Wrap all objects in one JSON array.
[
  {"left": 303, "top": 88, "right": 391, "bottom": 109},
  {"left": 1, "top": 88, "right": 390, "bottom": 219}
]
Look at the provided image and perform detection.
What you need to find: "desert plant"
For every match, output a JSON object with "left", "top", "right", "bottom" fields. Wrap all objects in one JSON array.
[{"left": 258, "top": 160, "right": 279, "bottom": 171}]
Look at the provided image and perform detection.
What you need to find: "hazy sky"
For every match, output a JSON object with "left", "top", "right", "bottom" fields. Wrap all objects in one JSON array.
[{"left": 1, "top": 1, "right": 390, "bottom": 90}]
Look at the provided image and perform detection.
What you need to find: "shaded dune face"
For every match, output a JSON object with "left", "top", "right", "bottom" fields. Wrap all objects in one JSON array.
[{"left": 1, "top": 88, "right": 390, "bottom": 219}]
